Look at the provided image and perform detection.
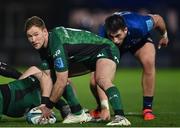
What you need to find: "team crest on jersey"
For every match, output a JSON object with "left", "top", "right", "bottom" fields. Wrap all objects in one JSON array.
[
  {"left": 54, "top": 57, "right": 64, "bottom": 69},
  {"left": 53, "top": 50, "right": 61, "bottom": 58}
]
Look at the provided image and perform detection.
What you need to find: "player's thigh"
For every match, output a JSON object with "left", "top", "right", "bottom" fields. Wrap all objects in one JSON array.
[{"left": 135, "top": 42, "right": 155, "bottom": 66}]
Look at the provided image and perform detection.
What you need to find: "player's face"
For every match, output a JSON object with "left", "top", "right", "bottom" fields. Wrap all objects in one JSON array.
[
  {"left": 26, "top": 26, "right": 48, "bottom": 49},
  {"left": 107, "top": 28, "right": 128, "bottom": 46}
]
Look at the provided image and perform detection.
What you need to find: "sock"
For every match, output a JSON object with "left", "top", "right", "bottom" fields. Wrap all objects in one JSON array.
[
  {"left": 105, "top": 86, "right": 124, "bottom": 116},
  {"left": 54, "top": 98, "right": 68, "bottom": 110},
  {"left": 143, "top": 96, "right": 153, "bottom": 110},
  {"left": 55, "top": 99, "right": 71, "bottom": 118},
  {"left": 63, "top": 84, "right": 82, "bottom": 115}
]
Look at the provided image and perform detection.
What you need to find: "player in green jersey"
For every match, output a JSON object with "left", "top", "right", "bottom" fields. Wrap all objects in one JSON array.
[
  {"left": 0, "top": 62, "right": 71, "bottom": 120},
  {"left": 24, "top": 16, "right": 130, "bottom": 126}
]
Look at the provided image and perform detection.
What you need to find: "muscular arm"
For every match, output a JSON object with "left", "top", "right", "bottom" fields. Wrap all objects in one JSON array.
[
  {"left": 149, "top": 14, "right": 169, "bottom": 48},
  {"left": 19, "top": 66, "right": 53, "bottom": 97},
  {"left": 49, "top": 71, "right": 68, "bottom": 103},
  {"left": 34, "top": 70, "right": 53, "bottom": 97},
  {"left": 19, "top": 66, "right": 42, "bottom": 79},
  {"left": 149, "top": 14, "right": 167, "bottom": 37}
]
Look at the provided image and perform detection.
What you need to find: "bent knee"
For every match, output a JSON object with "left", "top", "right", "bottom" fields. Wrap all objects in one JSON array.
[{"left": 95, "top": 77, "right": 112, "bottom": 89}]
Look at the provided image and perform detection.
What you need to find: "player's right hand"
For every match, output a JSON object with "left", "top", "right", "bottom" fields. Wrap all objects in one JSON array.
[
  {"left": 158, "top": 34, "right": 169, "bottom": 49},
  {"left": 38, "top": 104, "right": 52, "bottom": 122}
]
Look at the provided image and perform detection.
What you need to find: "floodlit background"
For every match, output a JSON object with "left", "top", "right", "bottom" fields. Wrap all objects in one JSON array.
[
  {"left": 0, "top": 0, "right": 180, "bottom": 127},
  {"left": 0, "top": 0, "right": 180, "bottom": 68}
]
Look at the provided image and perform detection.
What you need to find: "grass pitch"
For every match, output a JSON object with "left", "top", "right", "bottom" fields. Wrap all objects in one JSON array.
[{"left": 0, "top": 68, "right": 180, "bottom": 127}]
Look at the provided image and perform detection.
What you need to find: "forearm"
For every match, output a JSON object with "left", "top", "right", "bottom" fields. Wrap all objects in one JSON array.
[
  {"left": 19, "top": 66, "right": 41, "bottom": 79},
  {"left": 48, "top": 71, "right": 68, "bottom": 107},
  {"left": 49, "top": 80, "right": 66, "bottom": 103},
  {"left": 31, "top": 69, "right": 53, "bottom": 97}
]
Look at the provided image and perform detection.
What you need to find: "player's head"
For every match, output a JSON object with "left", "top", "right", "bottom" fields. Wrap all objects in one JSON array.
[
  {"left": 24, "top": 16, "right": 48, "bottom": 50},
  {"left": 105, "top": 14, "right": 128, "bottom": 46}
]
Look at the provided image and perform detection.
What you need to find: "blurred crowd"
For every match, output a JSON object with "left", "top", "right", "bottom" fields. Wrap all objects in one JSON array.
[{"left": 0, "top": 0, "right": 180, "bottom": 67}]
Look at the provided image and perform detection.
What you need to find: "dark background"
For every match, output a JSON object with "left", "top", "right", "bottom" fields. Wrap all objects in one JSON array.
[{"left": 0, "top": 0, "right": 180, "bottom": 68}]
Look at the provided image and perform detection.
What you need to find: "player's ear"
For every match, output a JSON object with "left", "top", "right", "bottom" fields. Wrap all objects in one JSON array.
[
  {"left": 43, "top": 28, "right": 48, "bottom": 35},
  {"left": 124, "top": 27, "right": 128, "bottom": 34}
]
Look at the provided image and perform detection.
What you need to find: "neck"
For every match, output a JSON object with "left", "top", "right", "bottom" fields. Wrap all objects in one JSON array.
[{"left": 43, "top": 34, "right": 49, "bottom": 48}]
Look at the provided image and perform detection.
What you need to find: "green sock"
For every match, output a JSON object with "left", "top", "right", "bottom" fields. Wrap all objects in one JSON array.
[
  {"left": 105, "top": 86, "right": 124, "bottom": 113},
  {"left": 63, "top": 84, "right": 82, "bottom": 115}
]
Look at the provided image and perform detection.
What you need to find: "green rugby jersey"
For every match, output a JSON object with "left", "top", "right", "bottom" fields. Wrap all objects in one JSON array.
[
  {"left": 38, "top": 27, "right": 120, "bottom": 75},
  {"left": 5, "top": 76, "right": 40, "bottom": 117}
]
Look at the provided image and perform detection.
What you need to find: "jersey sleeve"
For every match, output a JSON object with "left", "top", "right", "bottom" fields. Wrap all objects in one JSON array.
[
  {"left": 98, "top": 25, "right": 106, "bottom": 37},
  {"left": 38, "top": 59, "right": 50, "bottom": 71},
  {"left": 122, "top": 12, "right": 154, "bottom": 37},
  {"left": 49, "top": 31, "right": 68, "bottom": 72}
]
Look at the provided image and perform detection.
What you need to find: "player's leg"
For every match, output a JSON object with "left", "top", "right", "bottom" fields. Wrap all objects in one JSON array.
[
  {"left": 55, "top": 98, "right": 71, "bottom": 119},
  {"left": 135, "top": 42, "right": 156, "bottom": 120},
  {"left": 97, "top": 86, "right": 110, "bottom": 120},
  {"left": 95, "top": 58, "right": 130, "bottom": 126},
  {"left": 62, "top": 79, "right": 92, "bottom": 123},
  {"left": 62, "top": 79, "right": 82, "bottom": 115},
  {"left": 89, "top": 72, "right": 101, "bottom": 120},
  {"left": 89, "top": 72, "right": 101, "bottom": 110},
  {"left": 89, "top": 72, "right": 110, "bottom": 121}
]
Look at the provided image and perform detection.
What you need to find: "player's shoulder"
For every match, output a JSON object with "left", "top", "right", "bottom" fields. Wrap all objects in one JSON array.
[
  {"left": 50, "top": 26, "right": 64, "bottom": 33},
  {"left": 114, "top": 11, "right": 132, "bottom": 16}
]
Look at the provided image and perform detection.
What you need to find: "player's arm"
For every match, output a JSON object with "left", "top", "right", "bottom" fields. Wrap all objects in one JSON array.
[
  {"left": 0, "top": 61, "right": 22, "bottom": 79},
  {"left": 33, "top": 68, "right": 53, "bottom": 98},
  {"left": 19, "top": 66, "right": 42, "bottom": 79},
  {"left": 48, "top": 71, "right": 68, "bottom": 105},
  {"left": 149, "top": 14, "right": 169, "bottom": 49}
]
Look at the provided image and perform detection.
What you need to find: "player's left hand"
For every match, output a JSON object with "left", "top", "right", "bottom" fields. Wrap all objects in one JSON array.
[
  {"left": 158, "top": 36, "right": 169, "bottom": 49},
  {"left": 38, "top": 104, "right": 52, "bottom": 121}
]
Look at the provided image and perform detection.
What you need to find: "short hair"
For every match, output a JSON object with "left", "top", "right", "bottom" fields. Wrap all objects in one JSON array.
[
  {"left": 24, "top": 16, "right": 46, "bottom": 32},
  {"left": 105, "top": 14, "right": 126, "bottom": 33}
]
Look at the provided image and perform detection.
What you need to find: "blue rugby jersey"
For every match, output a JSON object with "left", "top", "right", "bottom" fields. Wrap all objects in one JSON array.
[{"left": 99, "top": 11, "right": 154, "bottom": 49}]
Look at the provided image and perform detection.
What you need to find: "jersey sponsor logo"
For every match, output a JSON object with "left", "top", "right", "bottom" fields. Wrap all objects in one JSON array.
[
  {"left": 97, "top": 53, "right": 105, "bottom": 58},
  {"left": 42, "top": 62, "right": 48, "bottom": 67},
  {"left": 109, "top": 94, "right": 118, "bottom": 101},
  {"left": 53, "top": 50, "right": 61, "bottom": 58},
  {"left": 54, "top": 57, "right": 64, "bottom": 69},
  {"left": 146, "top": 19, "right": 153, "bottom": 31}
]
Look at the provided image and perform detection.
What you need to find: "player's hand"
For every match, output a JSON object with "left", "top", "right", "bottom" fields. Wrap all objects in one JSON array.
[
  {"left": 100, "top": 108, "right": 110, "bottom": 121},
  {"left": 158, "top": 35, "right": 169, "bottom": 49},
  {"left": 38, "top": 104, "right": 52, "bottom": 122}
]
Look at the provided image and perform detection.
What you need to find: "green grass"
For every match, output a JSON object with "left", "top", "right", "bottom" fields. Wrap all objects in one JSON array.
[{"left": 0, "top": 68, "right": 180, "bottom": 127}]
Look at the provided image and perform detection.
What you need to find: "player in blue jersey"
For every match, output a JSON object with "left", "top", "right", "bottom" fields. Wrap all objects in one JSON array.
[{"left": 90, "top": 11, "right": 169, "bottom": 121}]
